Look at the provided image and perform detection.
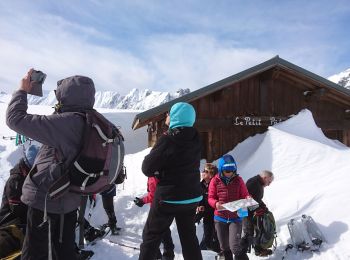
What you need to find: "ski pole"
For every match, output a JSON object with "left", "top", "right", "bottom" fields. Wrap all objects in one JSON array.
[
  {"left": 108, "top": 240, "right": 140, "bottom": 250},
  {"left": 281, "top": 244, "right": 293, "bottom": 260},
  {"left": 2, "top": 136, "right": 16, "bottom": 140}
]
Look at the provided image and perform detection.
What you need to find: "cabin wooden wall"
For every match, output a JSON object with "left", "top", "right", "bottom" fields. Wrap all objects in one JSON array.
[
  {"left": 191, "top": 69, "right": 349, "bottom": 161},
  {"left": 148, "top": 68, "right": 350, "bottom": 161}
]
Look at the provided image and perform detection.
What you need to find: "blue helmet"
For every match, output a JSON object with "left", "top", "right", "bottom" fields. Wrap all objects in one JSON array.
[{"left": 218, "top": 154, "right": 237, "bottom": 173}]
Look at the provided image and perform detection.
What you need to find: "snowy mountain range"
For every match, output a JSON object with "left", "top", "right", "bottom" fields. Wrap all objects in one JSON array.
[
  {"left": 1, "top": 67, "right": 349, "bottom": 109},
  {"left": 328, "top": 68, "right": 350, "bottom": 89},
  {"left": 28, "top": 88, "right": 190, "bottom": 110},
  {"left": 0, "top": 88, "right": 190, "bottom": 110}
]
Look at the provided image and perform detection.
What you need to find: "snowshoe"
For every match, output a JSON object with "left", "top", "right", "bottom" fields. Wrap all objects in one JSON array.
[
  {"left": 85, "top": 226, "right": 110, "bottom": 245},
  {"left": 76, "top": 248, "right": 94, "bottom": 260},
  {"left": 287, "top": 215, "right": 326, "bottom": 252},
  {"left": 301, "top": 214, "right": 326, "bottom": 249}
]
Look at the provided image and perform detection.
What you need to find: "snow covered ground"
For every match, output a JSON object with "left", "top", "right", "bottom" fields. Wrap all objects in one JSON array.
[{"left": 1, "top": 101, "right": 350, "bottom": 260}]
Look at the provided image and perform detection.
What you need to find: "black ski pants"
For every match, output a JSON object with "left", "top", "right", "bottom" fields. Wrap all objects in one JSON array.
[
  {"left": 139, "top": 200, "right": 202, "bottom": 260},
  {"left": 101, "top": 184, "right": 116, "bottom": 223},
  {"left": 199, "top": 212, "right": 218, "bottom": 250},
  {"left": 21, "top": 207, "right": 77, "bottom": 260},
  {"left": 161, "top": 227, "right": 174, "bottom": 252}
]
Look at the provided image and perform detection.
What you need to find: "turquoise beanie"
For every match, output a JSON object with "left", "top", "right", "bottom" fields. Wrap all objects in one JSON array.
[{"left": 169, "top": 102, "right": 196, "bottom": 129}]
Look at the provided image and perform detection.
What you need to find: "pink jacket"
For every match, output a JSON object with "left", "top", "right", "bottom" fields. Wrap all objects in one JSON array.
[
  {"left": 141, "top": 177, "right": 159, "bottom": 204},
  {"left": 208, "top": 174, "right": 250, "bottom": 219}
]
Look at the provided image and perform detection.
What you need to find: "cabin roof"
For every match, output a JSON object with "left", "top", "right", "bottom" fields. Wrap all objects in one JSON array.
[{"left": 132, "top": 55, "right": 350, "bottom": 130}]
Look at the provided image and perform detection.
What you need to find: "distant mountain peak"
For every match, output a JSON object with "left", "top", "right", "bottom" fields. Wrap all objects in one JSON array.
[
  {"left": 328, "top": 68, "right": 350, "bottom": 90},
  {"left": 24, "top": 88, "right": 190, "bottom": 110}
]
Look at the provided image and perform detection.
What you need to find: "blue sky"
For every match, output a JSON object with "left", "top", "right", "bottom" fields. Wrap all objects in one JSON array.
[{"left": 0, "top": 0, "right": 349, "bottom": 94}]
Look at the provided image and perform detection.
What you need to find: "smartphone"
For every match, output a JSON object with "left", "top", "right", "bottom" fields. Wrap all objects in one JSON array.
[{"left": 28, "top": 70, "right": 46, "bottom": 97}]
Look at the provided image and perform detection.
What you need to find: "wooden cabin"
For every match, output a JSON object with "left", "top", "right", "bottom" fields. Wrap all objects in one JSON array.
[{"left": 132, "top": 56, "right": 350, "bottom": 162}]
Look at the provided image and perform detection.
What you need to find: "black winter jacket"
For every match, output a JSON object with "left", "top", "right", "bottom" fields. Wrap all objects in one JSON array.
[
  {"left": 246, "top": 175, "right": 266, "bottom": 208},
  {"left": 0, "top": 159, "right": 29, "bottom": 226},
  {"left": 142, "top": 127, "right": 202, "bottom": 202},
  {"left": 199, "top": 179, "right": 214, "bottom": 222}
]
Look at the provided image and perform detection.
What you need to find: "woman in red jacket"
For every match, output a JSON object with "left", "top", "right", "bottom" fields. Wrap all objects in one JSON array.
[{"left": 208, "top": 154, "right": 250, "bottom": 260}]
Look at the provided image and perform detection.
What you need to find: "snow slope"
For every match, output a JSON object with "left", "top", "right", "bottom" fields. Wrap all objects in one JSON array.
[{"left": 0, "top": 102, "right": 350, "bottom": 259}]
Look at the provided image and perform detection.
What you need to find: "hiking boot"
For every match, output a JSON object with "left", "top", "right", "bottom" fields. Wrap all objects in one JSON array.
[
  {"left": 84, "top": 226, "right": 106, "bottom": 243},
  {"left": 255, "top": 248, "right": 272, "bottom": 257},
  {"left": 220, "top": 250, "right": 233, "bottom": 260},
  {"left": 234, "top": 252, "right": 249, "bottom": 260},
  {"left": 107, "top": 215, "right": 121, "bottom": 235},
  {"left": 76, "top": 248, "right": 94, "bottom": 260},
  {"left": 109, "top": 223, "right": 121, "bottom": 235}
]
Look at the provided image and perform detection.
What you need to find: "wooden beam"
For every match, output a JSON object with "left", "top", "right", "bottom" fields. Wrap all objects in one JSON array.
[
  {"left": 316, "top": 119, "right": 350, "bottom": 130},
  {"left": 303, "top": 88, "right": 328, "bottom": 102},
  {"left": 279, "top": 70, "right": 317, "bottom": 89}
]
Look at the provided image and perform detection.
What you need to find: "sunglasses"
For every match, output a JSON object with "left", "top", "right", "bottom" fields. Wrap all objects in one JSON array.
[{"left": 223, "top": 170, "right": 237, "bottom": 174}]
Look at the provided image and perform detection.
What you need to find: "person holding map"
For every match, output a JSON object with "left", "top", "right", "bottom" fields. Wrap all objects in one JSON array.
[{"left": 208, "top": 154, "right": 250, "bottom": 260}]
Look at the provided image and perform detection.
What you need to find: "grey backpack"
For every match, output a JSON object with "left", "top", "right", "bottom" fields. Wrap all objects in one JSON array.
[{"left": 49, "top": 110, "right": 125, "bottom": 198}]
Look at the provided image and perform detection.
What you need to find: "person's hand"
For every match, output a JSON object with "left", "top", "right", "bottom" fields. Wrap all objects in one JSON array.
[
  {"left": 216, "top": 202, "right": 225, "bottom": 210},
  {"left": 134, "top": 197, "right": 145, "bottom": 207},
  {"left": 194, "top": 211, "right": 203, "bottom": 224},
  {"left": 19, "top": 69, "right": 34, "bottom": 93}
]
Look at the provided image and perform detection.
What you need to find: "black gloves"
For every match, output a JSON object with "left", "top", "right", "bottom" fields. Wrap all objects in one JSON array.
[
  {"left": 194, "top": 212, "right": 204, "bottom": 224},
  {"left": 134, "top": 197, "right": 145, "bottom": 207}
]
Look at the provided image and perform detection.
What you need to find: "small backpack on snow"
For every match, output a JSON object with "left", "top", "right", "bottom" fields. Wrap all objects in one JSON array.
[
  {"left": 48, "top": 110, "right": 125, "bottom": 198},
  {"left": 253, "top": 210, "right": 277, "bottom": 250}
]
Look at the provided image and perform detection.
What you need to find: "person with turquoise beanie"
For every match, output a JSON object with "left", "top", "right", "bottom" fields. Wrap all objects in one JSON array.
[{"left": 139, "top": 102, "right": 203, "bottom": 260}]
